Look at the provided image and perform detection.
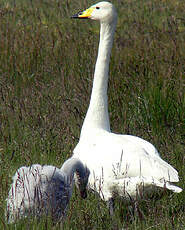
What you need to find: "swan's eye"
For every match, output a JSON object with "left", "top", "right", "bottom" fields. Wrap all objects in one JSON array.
[{"left": 96, "top": 7, "right": 100, "bottom": 10}]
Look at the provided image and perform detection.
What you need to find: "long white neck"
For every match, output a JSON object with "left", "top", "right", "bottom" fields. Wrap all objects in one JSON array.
[
  {"left": 80, "top": 20, "right": 117, "bottom": 138},
  {"left": 61, "top": 158, "right": 87, "bottom": 182}
]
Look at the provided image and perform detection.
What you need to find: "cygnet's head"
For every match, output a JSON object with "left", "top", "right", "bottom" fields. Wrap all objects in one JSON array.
[{"left": 72, "top": 1, "right": 117, "bottom": 24}]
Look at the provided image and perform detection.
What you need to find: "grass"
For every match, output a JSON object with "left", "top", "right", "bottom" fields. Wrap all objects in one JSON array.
[{"left": 0, "top": 0, "right": 184, "bottom": 229}]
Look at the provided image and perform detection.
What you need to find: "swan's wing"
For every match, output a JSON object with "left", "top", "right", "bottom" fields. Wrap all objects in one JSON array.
[
  {"left": 74, "top": 132, "right": 179, "bottom": 184},
  {"left": 121, "top": 135, "right": 160, "bottom": 157},
  {"left": 107, "top": 176, "right": 182, "bottom": 200}
]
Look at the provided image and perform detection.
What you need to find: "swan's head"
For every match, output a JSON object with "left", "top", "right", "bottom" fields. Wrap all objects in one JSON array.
[
  {"left": 72, "top": 1, "right": 117, "bottom": 24},
  {"left": 75, "top": 167, "right": 90, "bottom": 199}
]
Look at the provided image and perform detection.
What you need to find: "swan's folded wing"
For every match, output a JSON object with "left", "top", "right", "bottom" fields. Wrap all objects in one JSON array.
[{"left": 107, "top": 176, "right": 182, "bottom": 200}]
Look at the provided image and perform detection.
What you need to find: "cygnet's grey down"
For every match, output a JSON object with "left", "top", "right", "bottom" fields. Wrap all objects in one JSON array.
[{"left": 6, "top": 158, "right": 89, "bottom": 223}]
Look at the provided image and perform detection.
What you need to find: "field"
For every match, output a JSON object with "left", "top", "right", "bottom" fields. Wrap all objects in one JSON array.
[{"left": 0, "top": 0, "right": 184, "bottom": 229}]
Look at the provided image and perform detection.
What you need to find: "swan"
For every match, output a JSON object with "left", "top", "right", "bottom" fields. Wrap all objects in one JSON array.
[
  {"left": 71, "top": 1, "right": 182, "bottom": 212},
  {"left": 6, "top": 158, "right": 89, "bottom": 223}
]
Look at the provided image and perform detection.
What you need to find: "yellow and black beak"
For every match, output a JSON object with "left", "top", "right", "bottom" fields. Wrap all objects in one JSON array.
[{"left": 71, "top": 7, "right": 94, "bottom": 19}]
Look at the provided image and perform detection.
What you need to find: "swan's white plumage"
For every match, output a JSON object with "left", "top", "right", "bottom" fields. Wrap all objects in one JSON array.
[
  {"left": 6, "top": 158, "right": 89, "bottom": 223},
  {"left": 72, "top": 2, "right": 182, "bottom": 202}
]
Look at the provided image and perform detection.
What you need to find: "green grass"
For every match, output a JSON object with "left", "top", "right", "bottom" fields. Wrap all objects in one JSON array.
[{"left": 0, "top": 0, "right": 184, "bottom": 229}]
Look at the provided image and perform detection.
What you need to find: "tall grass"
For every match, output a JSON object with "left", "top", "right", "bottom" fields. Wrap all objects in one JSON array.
[{"left": 0, "top": 0, "right": 184, "bottom": 229}]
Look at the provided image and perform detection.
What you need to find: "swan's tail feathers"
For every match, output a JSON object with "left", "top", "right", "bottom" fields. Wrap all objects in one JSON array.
[
  {"left": 153, "top": 157, "right": 180, "bottom": 183},
  {"left": 150, "top": 179, "right": 182, "bottom": 193},
  {"left": 166, "top": 165, "right": 179, "bottom": 183},
  {"left": 162, "top": 182, "right": 182, "bottom": 193},
  {"left": 108, "top": 177, "right": 182, "bottom": 201},
  {"left": 147, "top": 177, "right": 182, "bottom": 193}
]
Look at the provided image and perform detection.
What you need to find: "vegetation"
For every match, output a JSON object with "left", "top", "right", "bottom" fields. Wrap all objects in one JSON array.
[{"left": 0, "top": 0, "right": 184, "bottom": 229}]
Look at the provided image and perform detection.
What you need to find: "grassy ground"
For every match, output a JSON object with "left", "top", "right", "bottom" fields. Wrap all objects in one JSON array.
[{"left": 0, "top": 0, "right": 184, "bottom": 229}]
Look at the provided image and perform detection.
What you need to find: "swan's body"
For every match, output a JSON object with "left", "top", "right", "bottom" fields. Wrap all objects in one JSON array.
[
  {"left": 72, "top": 1, "right": 182, "bottom": 205},
  {"left": 6, "top": 158, "right": 89, "bottom": 223}
]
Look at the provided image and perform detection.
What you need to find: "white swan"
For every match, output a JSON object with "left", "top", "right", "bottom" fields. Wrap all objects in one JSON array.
[
  {"left": 72, "top": 1, "right": 182, "bottom": 210},
  {"left": 6, "top": 158, "right": 89, "bottom": 223}
]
